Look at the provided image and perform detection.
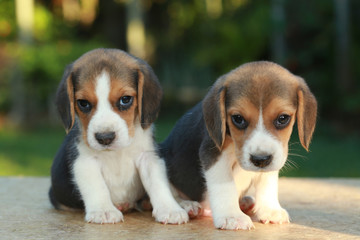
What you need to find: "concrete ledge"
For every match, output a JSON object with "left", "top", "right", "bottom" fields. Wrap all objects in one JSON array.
[{"left": 0, "top": 177, "right": 359, "bottom": 239}]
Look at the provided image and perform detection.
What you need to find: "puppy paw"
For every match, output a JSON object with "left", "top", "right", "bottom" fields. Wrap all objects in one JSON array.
[
  {"left": 115, "top": 202, "right": 135, "bottom": 213},
  {"left": 214, "top": 214, "right": 254, "bottom": 230},
  {"left": 153, "top": 206, "right": 189, "bottom": 224},
  {"left": 85, "top": 208, "right": 124, "bottom": 224},
  {"left": 179, "top": 200, "right": 203, "bottom": 218},
  {"left": 253, "top": 207, "right": 290, "bottom": 224},
  {"left": 239, "top": 196, "right": 255, "bottom": 216}
]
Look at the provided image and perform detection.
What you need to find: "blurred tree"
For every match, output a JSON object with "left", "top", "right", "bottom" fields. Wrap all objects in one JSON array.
[
  {"left": 271, "top": 0, "right": 286, "bottom": 64},
  {"left": 334, "top": 0, "right": 352, "bottom": 93},
  {"left": 126, "top": 0, "right": 146, "bottom": 59},
  {"left": 62, "top": 0, "right": 98, "bottom": 26},
  {"left": 98, "top": 0, "right": 127, "bottom": 48},
  {"left": 0, "top": 0, "right": 359, "bottom": 130},
  {"left": 9, "top": 0, "right": 35, "bottom": 125}
]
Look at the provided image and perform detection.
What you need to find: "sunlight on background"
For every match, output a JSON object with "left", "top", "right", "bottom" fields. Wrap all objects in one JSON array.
[
  {"left": 126, "top": 0, "right": 146, "bottom": 58},
  {"left": 15, "top": 0, "right": 34, "bottom": 42},
  {"left": 0, "top": 0, "right": 359, "bottom": 176},
  {"left": 62, "top": 0, "right": 81, "bottom": 23},
  {"left": 127, "top": 19, "right": 146, "bottom": 58},
  {"left": 62, "top": 0, "right": 98, "bottom": 26},
  {"left": 206, "top": 0, "right": 223, "bottom": 18}
]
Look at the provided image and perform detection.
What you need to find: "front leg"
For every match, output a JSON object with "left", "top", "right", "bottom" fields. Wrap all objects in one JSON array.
[
  {"left": 73, "top": 156, "right": 123, "bottom": 224},
  {"left": 136, "top": 152, "right": 188, "bottom": 224},
  {"left": 252, "top": 171, "right": 290, "bottom": 224},
  {"left": 169, "top": 185, "right": 203, "bottom": 219},
  {"left": 204, "top": 153, "right": 254, "bottom": 230}
]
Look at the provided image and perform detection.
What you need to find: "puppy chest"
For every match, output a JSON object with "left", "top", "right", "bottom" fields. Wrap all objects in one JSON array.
[{"left": 101, "top": 156, "right": 145, "bottom": 205}]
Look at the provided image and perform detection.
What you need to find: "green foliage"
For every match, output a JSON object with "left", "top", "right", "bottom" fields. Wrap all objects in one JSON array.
[
  {"left": 284, "top": 136, "right": 360, "bottom": 177},
  {"left": 0, "top": 0, "right": 109, "bottom": 115},
  {"left": 281, "top": 132, "right": 360, "bottom": 177},
  {"left": 192, "top": 1, "right": 271, "bottom": 73},
  {"left": 0, "top": 119, "right": 359, "bottom": 177},
  {"left": 0, "top": 0, "right": 359, "bottom": 177},
  {"left": 0, "top": 127, "right": 64, "bottom": 176},
  {"left": 153, "top": 0, "right": 271, "bottom": 77},
  {"left": 0, "top": 0, "right": 16, "bottom": 40},
  {"left": 1, "top": 40, "right": 108, "bottom": 114}
]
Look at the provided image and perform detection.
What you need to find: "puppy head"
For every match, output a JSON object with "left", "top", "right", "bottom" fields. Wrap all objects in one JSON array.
[
  {"left": 56, "top": 48, "right": 162, "bottom": 150},
  {"left": 203, "top": 61, "right": 317, "bottom": 171}
]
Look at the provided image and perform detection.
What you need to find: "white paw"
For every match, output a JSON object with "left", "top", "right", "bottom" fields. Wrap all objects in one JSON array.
[
  {"left": 179, "top": 200, "right": 203, "bottom": 218},
  {"left": 85, "top": 208, "right": 124, "bottom": 224},
  {"left": 253, "top": 206, "right": 290, "bottom": 224},
  {"left": 153, "top": 206, "right": 189, "bottom": 224},
  {"left": 214, "top": 214, "right": 254, "bottom": 230}
]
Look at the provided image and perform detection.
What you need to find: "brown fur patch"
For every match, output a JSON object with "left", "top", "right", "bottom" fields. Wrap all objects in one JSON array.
[
  {"left": 226, "top": 99, "right": 259, "bottom": 152},
  {"left": 136, "top": 68, "right": 162, "bottom": 129},
  {"left": 109, "top": 78, "right": 138, "bottom": 137},
  {"left": 216, "top": 61, "right": 317, "bottom": 153},
  {"left": 262, "top": 98, "right": 297, "bottom": 148},
  {"left": 66, "top": 75, "right": 76, "bottom": 132},
  {"left": 202, "top": 76, "right": 228, "bottom": 150},
  {"left": 74, "top": 79, "right": 97, "bottom": 143},
  {"left": 296, "top": 85, "right": 317, "bottom": 150}
]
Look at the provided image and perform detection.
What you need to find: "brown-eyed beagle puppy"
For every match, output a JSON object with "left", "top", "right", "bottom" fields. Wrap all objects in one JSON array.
[
  {"left": 49, "top": 48, "right": 189, "bottom": 224},
  {"left": 160, "top": 61, "right": 317, "bottom": 230}
]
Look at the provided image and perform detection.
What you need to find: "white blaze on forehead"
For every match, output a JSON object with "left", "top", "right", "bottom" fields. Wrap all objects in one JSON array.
[
  {"left": 251, "top": 110, "right": 275, "bottom": 155},
  {"left": 86, "top": 70, "right": 131, "bottom": 150},
  {"left": 95, "top": 71, "right": 112, "bottom": 111}
]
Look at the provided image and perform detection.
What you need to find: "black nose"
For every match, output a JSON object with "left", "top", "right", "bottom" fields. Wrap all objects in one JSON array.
[
  {"left": 95, "top": 132, "right": 116, "bottom": 146},
  {"left": 250, "top": 154, "right": 273, "bottom": 168}
]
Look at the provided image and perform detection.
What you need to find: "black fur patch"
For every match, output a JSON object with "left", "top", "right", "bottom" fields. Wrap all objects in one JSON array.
[
  {"left": 160, "top": 103, "right": 221, "bottom": 202},
  {"left": 49, "top": 122, "right": 84, "bottom": 209}
]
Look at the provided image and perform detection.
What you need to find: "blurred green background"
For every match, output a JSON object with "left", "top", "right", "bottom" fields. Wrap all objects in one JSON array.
[{"left": 0, "top": 0, "right": 359, "bottom": 177}]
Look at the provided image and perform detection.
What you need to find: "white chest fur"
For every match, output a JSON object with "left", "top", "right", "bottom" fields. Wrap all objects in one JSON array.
[
  {"left": 223, "top": 143, "right": 259, "bottom": 196},
  {"left": 98, "top": 147, "right": 145, "bottom": 205},
  {"left": 73, "top": 126, "right": 155, "bottom": 207}
]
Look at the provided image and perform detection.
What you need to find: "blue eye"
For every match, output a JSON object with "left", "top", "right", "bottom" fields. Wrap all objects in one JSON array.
[
  {"left": 231, "top": 115, "right": 248, "bottom": 130},
  {"left": 117, "top": 96, "right": 133, "bottom": 110},
  {"left": 77, "top": 100, "right": 92, "bottom": 113}
]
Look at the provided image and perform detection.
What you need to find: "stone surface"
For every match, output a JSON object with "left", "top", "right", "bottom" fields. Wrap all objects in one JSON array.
[{"left": 0, "top": 177, "right": 359, "bottom": 240}]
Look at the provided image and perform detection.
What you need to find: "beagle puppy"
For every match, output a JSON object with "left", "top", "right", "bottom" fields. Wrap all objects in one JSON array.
[
  {"left": 49, "top": 48, "right": 189, "bottom": 224},
  {"left": 160, "top": 61, "right": 317, "bottom": 230}
]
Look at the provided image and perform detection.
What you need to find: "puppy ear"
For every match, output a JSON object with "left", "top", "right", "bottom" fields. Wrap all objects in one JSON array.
[
  {"left": 202, "top": 79, "right": 227, "bottom": 150},
  {"left": 296, "top": 78, "right": 317, "bottom": 151},
  {"left": 137, "top": 62, "right": 163, "bottom": 129},
  {"left": 56, "top": 64, "right": 75, "bottom": 133}
]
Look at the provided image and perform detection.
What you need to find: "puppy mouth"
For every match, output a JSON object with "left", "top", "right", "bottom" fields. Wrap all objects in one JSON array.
[
  {"left": 238, "top": 153, "right": 282, "bottom": 172},
  {"left": 89, "top": 137, "right": 132, "bottom": 151},
  {"left": 88, "top": 142, "right": 116, "bottom": 151}
]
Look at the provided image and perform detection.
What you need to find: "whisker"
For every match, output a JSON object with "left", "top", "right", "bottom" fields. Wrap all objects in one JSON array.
[
  {"left": 288, "top": 141, "right": 301, "bottom": 147},
  {"left": 287, "top": 158, "right": 299, "bottom": 169},
  {"left": 281, "top": 158, "right": 299, "bottom": 173},
  {"left": 288, "top": 153, "right": 307, "bottom": 160}
]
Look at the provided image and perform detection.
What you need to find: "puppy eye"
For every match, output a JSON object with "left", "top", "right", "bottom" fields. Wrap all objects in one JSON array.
[
  {"left": 77, "top": 100, "right": 92, "bottom": 113},
  {"left": 231, "top": 115, "right": 248, "bottom": 130},
  {"left": 274, "top": 114, "right": 291, "bottom": 129},
  {"left": 117, "top": 96, "right": 133, "bottom": 111}
]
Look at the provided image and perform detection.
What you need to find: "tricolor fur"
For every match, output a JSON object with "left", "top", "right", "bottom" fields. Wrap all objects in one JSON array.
[
  {"left": 161, "top": 61, "right": 317, "bottom": 230},
  {"left": 49, "top": 48, "right": 188, "bottom": 224}
]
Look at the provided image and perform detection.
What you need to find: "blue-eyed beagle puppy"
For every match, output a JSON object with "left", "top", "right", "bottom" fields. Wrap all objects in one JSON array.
[
  {"left": 49, "top": 48, "right": 189, "bottom": 224},
  {"left": 160, "top": 61, "right": 317, "bottom": 230}
]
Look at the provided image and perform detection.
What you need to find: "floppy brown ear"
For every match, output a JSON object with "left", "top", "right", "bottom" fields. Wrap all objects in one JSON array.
[
  {"left": 296, "top": 78, "right": 317, "bottom": 151},
  {"left": 202, "top": 79, "right": 227, "bottom": 150},
  {"left": 56, "top": 64, "right": 75, "bottom": 133},
  {"left": 137, "top": 62, "right": 163, "bottom": 129}
]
